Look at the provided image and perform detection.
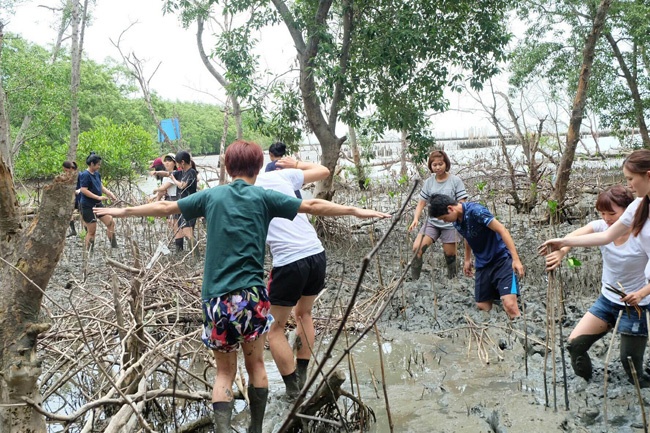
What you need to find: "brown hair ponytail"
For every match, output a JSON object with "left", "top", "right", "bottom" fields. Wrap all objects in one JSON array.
[{"left": 623, "top": 149, "right": 650, "bottom": 236}]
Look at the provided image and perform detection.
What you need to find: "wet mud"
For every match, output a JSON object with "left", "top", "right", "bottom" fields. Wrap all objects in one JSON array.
[{"left": 45, "top": 190, "right": 649, "bottom": 433}]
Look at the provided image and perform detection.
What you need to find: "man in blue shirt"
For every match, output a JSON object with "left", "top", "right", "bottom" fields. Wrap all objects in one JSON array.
[{"left": 428, "top": 194, "right": 524, "bottom": 319}]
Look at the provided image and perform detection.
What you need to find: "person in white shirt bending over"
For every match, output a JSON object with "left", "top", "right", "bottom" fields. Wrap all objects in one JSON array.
[{"left": 543, "top": 185, "right": 650, "bottom": 386}]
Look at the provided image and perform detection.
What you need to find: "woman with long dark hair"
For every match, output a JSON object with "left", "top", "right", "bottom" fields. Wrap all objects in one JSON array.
[{"left": 543, "top": 186, "right": 649, "bottom": 385}]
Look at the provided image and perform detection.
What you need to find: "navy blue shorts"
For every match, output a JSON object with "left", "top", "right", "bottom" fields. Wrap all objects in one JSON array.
[
  {"left": 588, "top": 295, "right": 648, "bottom": 336},
  {"left": 474, "top": 255, "right": 519, "bottom": 302},
  {"left": 267, "top": 251, "right": 326, "bottom": 307},
  {"left": 81, "top": 204, "right": 101, "bottom": 224}
]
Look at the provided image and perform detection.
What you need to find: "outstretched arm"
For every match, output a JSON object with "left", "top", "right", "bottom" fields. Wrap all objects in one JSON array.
[
  {"left": 540, "top": 220, "right": 628, "bottom": 254},
  {"left": 544, "top": 224, "right": 595, "bottom": 270},
  {"left": 488, "top": 219, "right": 524, "bottom": 277},
  {"left": 299, "top": 199, "right": 391, "bottom": 219},
  {"left": 94, "top": 201, "right": 180, "bottom": 218}
]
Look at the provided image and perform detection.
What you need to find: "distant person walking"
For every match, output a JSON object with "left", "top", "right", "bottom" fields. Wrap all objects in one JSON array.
[
  {"left": 94, "top": 140, "right": 391, "bottom": 433},
  {"left": 428, "top": 193, "right": 524, "bottom": 319},
  {"left": 168, "top": 150, "right": 198, "bottom": 253},
  {"left": 408, "top": 150, "right": 468, "bottom": 279},
  {"left": 78, "top": 152, "right": 117, "bottom": 251},
  {"left": 255, "top": 156, "right": 329, "bottom": 398}
]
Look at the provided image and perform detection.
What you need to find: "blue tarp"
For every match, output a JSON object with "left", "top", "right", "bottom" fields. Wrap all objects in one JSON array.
[{"left": 158, "top": 118, "right": 181, "bottom": 142}]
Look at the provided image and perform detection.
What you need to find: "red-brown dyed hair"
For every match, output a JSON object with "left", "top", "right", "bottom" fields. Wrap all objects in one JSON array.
[
  {"left": 623, "top": 149, "right": 650, "bottom": 236},
  {"left": 427, "top": 150, "right": 451, "bottom": 173},
  {"left": 595, "top": 185, "right": 634, "bottom": 213},
  {"left": 224, "top": 140, "right": 264, "bottom": 178}
]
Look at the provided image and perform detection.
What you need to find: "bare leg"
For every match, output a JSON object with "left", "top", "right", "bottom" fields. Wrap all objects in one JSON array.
[
  {"left": 212, "top": 350, "right": 237, "bottom": 402},
  {"left": 268, "top": 305, "right": 294, "bottom": 376},
  {"left": 501, "top": 294, "right": 520, "bottom": 318},
  {"left": 85, "top": 221, "right": 97, "bottom": 250},
  {"left": 294, "top": 295, "right": 317, "bottom": 362}
]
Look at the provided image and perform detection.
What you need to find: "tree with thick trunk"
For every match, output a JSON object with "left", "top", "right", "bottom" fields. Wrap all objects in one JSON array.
[
  {"left": 0, "top": 21, "right": 77, "bottom": 433},
  {"left": 551, "top": 0, "right": 612, "bottom": 209}
]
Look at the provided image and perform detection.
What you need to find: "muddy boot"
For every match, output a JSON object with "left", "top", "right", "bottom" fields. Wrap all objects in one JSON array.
[
  {"left": 248, "top": 386, "right": 268, "bottom": 433},
  {"left": 212, "top": 400, "right": 233, "bottom": 433},
  {"left": 296, "top": 358, "right": 310, "bottom": 389},
  {"left": 175, "top": 238, "right": 184, "bottom": 252},
  {"left": 411, "top": 245, "right": 428, "bottom": 281},
  {"left": 282, "top": 371, "right": 301, "bottom": 399},
  {"left": 444, "top": 254, "right": 457, "bottom": 279},
  {"left": 620, "top": 335, "right": 650, "bottom": 387},
  {"left": 67, "top": 221, "right": 77, "bottom": 238},
  {"left": 110, "top": 235, "right": 118, "bottom": 249},
  {"left": 567, "top": 333, "right": 607, "bottom": 381}
]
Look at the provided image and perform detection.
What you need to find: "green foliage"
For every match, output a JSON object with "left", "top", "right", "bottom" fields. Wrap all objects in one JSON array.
[
  {"left": 566, "top": 257, "right": 582, "bottom": 268},
  {"left": 512, "top": 1, "right": 650, "bottom": 141},
  {"left": 3, "top": 34, "right": 271, "bottom": 179},
  {"left": 547, "top": 199, "right": 558, "bottom": 215},
  {"left": 14, "top": 140, "right": 70, "bottom": 180},
  {"left": 251, "top": 83, "right": 303, "bottom": 151},
  {"left": 77, "top": 118, "right": 158, "bottom": 182}
]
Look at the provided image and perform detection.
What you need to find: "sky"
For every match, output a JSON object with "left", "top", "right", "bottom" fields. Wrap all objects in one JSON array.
[{"left": 8, "top": 0, "right": 498, "bottom": 139}]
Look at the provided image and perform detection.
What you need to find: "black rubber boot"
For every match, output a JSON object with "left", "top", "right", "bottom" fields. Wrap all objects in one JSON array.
[
  {"left": 88, "top": 239, "right": 95, "bottom": 253},
  {"left": 567, "top": 332, "right": 607, "bottom": 381},
  {"left": 411, "top": 244, "right": 428, "bottom": 281},
  {"left": 296, "top": 358, "right": 310, "bottom": 389},
  {"left": 444, "top": 254, "right": 457, "bottom": 279},
  {"left": 212, "top": 400, "right": 233, "bottom": 433},
  {"left": 282, "top": 371, "right": 301, "bottom": 399},
  {"left": 110, "top": 235, "right": 118, "bottom": 248},
  {"left": 248, "top": 386, "right": 268, "bottom": 433},
  {"left": 620, "top": 335, "right": 650, "bottom": 387},
  {"left": 67, "top": 221, "right": 77, "bottom": 237},
  {"left": 175, "top": 238, "right": 184, "bottom": 252}
]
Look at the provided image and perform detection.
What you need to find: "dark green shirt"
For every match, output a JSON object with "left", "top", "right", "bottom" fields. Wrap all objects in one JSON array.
[{"left": 177, "top": 179, "right": 301, "bottom": 299}]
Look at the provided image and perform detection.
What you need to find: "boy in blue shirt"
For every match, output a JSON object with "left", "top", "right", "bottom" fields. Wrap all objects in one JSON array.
[{"left": 428, "top": 194, "right": 524, "bottom": 318}]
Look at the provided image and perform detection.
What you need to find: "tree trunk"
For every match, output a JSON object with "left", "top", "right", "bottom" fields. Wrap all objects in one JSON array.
[
  {"left": 604, "top": 32, "right": 650, "bottom": 147},
  {"left": 0, "top": 169, "right": 75, "bottom": 433},
  {"left": 67, "top": 0, "right": 81, "bottom": 161},
  {"left": 400, "top": 129, "right": 408, "bottom": 177},
  {"left": 196, "top": 15, "right": 243, "bottom": 141},
  {"left": 348, "top": 125, "right": 367, "bottom": 189},
  {"left": 272, "top": 0, "right": 350, "bottom": 200},
  {"left": 551, "top": 0, "right": 612, "bottom": 208}
]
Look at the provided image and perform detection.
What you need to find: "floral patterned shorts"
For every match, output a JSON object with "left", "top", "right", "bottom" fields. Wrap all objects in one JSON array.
[{"left": 201, "top": 286, "right": 274, "bottom": 353}]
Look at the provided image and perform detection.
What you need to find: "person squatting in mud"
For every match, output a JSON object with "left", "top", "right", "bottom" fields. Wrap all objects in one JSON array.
[
  {"left": 94, "top": 140, "right": 391, "bottom": 433},
  {"left": 255, "top": 156, "right": 330, "bottom": 399},
  {"left": 542, "top": 150, "right": 650, "bottom": 385},
  {"left": 408, "top": 150, "right": 468, "bottom": 280},
  {"left": 543, "top": 185, "right": 650, "bottom": 385},
  {"left": 428, "top": 193, "right": 524, "bottom": 319}
]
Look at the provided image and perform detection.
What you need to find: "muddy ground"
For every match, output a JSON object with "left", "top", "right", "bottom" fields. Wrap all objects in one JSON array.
[{"left": 44, "top": 174, "right": 649, "bottom": 433}]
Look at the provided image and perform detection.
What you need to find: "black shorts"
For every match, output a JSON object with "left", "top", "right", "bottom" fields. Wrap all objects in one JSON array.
[
  {"left": 267, "top": 251, "right": 326, "bottom": 307},
  {"left": 474, "top": 255, "right": 519, "bottom": 302},
  {"left": 178, "top": 215, "right": 196, "bottom": 229},
  {"left": 81, "top": 204, "right": 102, "bottom": 224}
]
